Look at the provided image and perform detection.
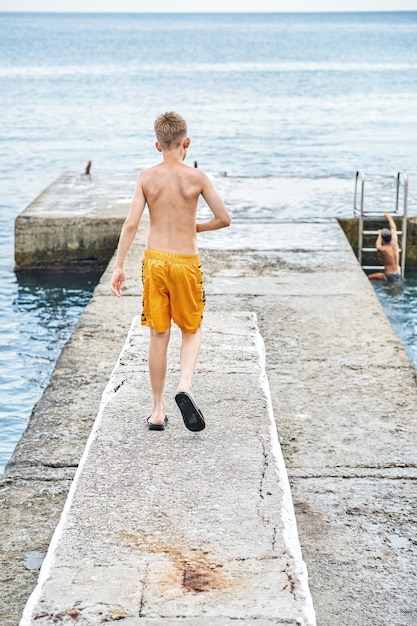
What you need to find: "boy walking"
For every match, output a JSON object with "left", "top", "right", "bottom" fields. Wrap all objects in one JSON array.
[{"left": 110, "top": 112, "right": 231, "bottom": 431}]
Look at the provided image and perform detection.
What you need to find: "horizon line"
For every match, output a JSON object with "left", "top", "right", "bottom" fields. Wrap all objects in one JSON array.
[{"left": 1, "top": 9, "right": 416, "bottom": 13}]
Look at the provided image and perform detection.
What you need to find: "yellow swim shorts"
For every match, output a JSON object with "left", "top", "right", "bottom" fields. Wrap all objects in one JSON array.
[{"left": 141, "top": 249, "right": 205, "bottom": 334}]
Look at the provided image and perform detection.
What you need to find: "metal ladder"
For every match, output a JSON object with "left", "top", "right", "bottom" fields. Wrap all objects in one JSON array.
[{"left": 354, "top": 171, "right": 409, "bottom": 278}]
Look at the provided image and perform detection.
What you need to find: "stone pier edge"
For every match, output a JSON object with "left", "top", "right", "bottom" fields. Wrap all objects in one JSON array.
[
  {"left": 252, "top": 313, "right": 315, "bottom": 623},
  {"left": 19, "top": 316, "right": 139, "bottom": 626}
]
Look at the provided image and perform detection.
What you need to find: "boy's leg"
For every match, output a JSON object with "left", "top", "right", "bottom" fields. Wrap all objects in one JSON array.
[
  {"left": 175, "top": 327, "right": 205, "bottom": 431},
  {"left": 368, "top": 272, "right": 387, "bottom": 281},
  {"left": 176, "top": 326, "right": 202, "bottom": 395},
  {"left": 148, "top": 328, "right": 170, "bottom": 425}
]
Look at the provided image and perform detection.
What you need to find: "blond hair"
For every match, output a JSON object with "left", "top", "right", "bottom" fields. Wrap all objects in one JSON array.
[{"left": 154, "top": 111, "right": 187, "bottom": 149}]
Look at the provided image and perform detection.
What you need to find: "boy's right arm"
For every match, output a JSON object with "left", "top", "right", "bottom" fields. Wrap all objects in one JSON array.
[
  {"left": 111, "top": 176, "right": 146, "bottom": 298},
  {"left": 197, "top": 173, "right": 231, "bottom": 233}
]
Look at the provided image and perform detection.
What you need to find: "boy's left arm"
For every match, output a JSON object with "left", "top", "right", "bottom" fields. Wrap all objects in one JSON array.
[{"left": 111, "top": 177, "right": 146, "bottom": 297}]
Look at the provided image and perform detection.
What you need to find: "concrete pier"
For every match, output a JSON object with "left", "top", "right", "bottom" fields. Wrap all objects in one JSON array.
[
  {"left": 13, "top": 169, "right": 417, "bottom": 273},
  {"left": 14, "top": 170, "right": 133, "bottom": 271},
  {"left": 2, "top": 173, "right": 417, "bottom": 624}
]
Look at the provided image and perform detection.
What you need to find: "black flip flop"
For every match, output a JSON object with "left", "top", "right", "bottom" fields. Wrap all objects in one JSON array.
[
  {"left": 146, "top": 416, "right": 168, "bottom": 431},
  {"left": 175, "top": 392, "right": 205, "bottom": 432}
]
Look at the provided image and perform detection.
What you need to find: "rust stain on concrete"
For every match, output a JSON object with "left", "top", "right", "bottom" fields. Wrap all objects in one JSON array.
[{"left": 119, "top": 531, "right": 233, "bottom": 594}]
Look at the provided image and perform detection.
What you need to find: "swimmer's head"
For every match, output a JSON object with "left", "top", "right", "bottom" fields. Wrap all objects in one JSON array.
[{"left": 381, "top": 228, "right": 392, "bottom": 243}]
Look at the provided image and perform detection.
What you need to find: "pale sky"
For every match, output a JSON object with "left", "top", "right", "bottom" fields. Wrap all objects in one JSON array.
[{"left": 1, "top": 0, "right": 416, "bottom": 12}]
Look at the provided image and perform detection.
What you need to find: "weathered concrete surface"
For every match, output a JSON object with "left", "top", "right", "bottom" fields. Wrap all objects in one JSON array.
[
  {"left": 197, "top": 225, "right": 417, "bottom": 626},
  {"left": 20, "top": 309, "right": 314, "bottom": 625},
  {"left": 14, "top": 170, "right": 134, "bottom": 270},
  {"left": 3, "top": 216, "right": 417, "bottom": 625}
]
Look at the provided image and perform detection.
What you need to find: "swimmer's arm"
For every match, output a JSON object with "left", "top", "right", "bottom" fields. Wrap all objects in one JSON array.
[
  {"left": 384, "top": 212, "right": 398, "bottom": 244},
  {"left": 375, "top": 230, "right": 383, "bottom": 250},
  {"left": 111, "top": 177, "right": 146, "bottom": 297},
  {"left": 196, "top": 174, "right": 231, "bottom": 233}
]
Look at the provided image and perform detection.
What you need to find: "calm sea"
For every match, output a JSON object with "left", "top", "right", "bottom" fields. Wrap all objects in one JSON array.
[{"left": 1, "top": 11, "right": 417, "bottom": 475}]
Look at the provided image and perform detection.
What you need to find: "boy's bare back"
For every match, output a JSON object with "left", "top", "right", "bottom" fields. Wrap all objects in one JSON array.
[
  {"left": 378, "top": 244, "right": 399, "bottom": 275},
  {"left": 140, "top": 160, "right": 210, "bottom": 255},
  {"left": 376, "top": 213, "right": 400, "bottom": 275}
]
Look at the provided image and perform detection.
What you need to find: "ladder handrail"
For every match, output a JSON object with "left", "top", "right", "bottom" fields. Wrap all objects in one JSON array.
[
  {"left": 397, "top": 172, "right": 408, "bottom": 278},
  {"left": 355, "top": 171, "right": 408, "bottom": 278},
  {"left": 354, "top": 171, "right": 365, "bottom": 265},
  {"left": 354, "top": 170, "right": 365, "bottom": 215}
]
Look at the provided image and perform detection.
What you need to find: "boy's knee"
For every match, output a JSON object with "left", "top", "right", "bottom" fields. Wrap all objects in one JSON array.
[{"left": 150, "top": 328, "right": 170, "bottom": 339}]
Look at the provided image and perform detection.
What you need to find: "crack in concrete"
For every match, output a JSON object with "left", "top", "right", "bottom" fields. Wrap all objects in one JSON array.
[
  {"left": 291, "top": 472, "right": 417, "bottom": 480},
  {"left": 256, "top": 437, "right": 269, "bottom": 525},
  {"left": 283, "top": 567, "right": 297, "bottom": 600},
  {"left": 33, "top": 602, "right": 133, "bottom": 623},
  {"left": 5, "top": 460, "right": 79, "bottom": 471},
  {"left": 272, "top": 525, "right": 278, "bottom": 552},
  {"left": 40, "top": 462, "right": 79, "bottom": 469},
  {"left": 149, "top": 616, "right": 302, "bottom": 623},
  {"left": 113, "top": 378, "right": 128, "bottom": 393},
  {"left": 341, "top": 463, "right": 417, "bottom": 469},
  {"left": 289, "top": 463, "right": 417, "bottom": 479},
  {"left": 234, "top": 555, "right": 281, "bottom": 563},
  {"left": 1, "top": 475, "right": 74, "bottom": 485},
  {"left": 138, "top": 560, "right": 149, "bottom": 618}
]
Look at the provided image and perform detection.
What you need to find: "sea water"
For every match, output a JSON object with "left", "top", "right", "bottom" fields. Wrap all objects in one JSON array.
[{"left": 1, "top": 11, "right": 417, "bottom": 475}]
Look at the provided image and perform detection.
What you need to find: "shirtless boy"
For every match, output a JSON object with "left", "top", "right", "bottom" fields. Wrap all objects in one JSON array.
[
  {"left": 110, "top": 112, "right": 231, "bottom": 432},
  {"left": 368, "top": 212, "right": 401, "bottom": 282}
]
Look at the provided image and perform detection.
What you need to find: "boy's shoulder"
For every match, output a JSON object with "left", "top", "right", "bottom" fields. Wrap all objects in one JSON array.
[
  {"left": 139, "top": 162, "right": 160, "bottom": 177},
  {"left": 140, "top": 161, "right": 208, "bottom": 182}
]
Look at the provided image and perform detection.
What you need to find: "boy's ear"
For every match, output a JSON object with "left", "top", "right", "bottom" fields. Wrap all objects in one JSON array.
[
  {"left": 183, "top": 137, "right": 191, "bottom": 149},
  {"left": 155, "top": 141, "right": 162, "bottom": 152}
]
